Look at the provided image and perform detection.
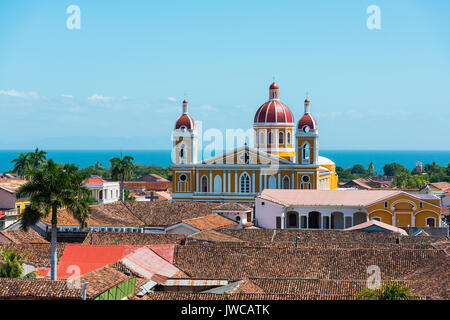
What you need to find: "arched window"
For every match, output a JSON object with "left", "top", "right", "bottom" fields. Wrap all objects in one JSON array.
[
  {"left": 260, "top": 131, "right": 265, "bottom": 145},
  {"left": 426, "top": 217, "right": 435, "bottom": 227},
  {"left": 302, "top": 143, "right": 310, "bottom": 161},
  {"left": 213, "top": 175, "right": 222, "bottom": 193},
  {"left": 300, "top": 175, "right": 311, "bottom": 189},
  {"left": 201, "top": 176, "right": 208, "bottom": 192},
  {"left": 99, "top": 190, "right": 103, "bottom": 200},
  {"left": 287, "top": 131, "right": 291, "bottom": 145},
  {"left": 240, "top": 172, "right": 250, "bottom": 193},
  {"left": 268, "top": 131, "right": 273, "bottom": 145},
  {"left": 180, "top": 146, "right": 185, "bottom": 159},
  {"left": 282, "top": 176, "right": 290, "bottom": 189},
  {"left": 279, "top": 131, "right": 284, "bottom": 145},
  {"left": 178, "top": 174, "right": 188, "bottom": 192}
]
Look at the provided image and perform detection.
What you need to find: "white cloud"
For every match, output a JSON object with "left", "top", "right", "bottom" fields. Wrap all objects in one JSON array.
[
  {"left": 88, "top": 94, "right": 112, "bottom": 102},
  {"left": 168, "top": 97, "right": 177, "bottom": 102},
  {"left": 0, "top": 89, "right": 39, "bottom": 99},
  {"left": 61, "top": 94, "right": 73, "bottom": 98}
]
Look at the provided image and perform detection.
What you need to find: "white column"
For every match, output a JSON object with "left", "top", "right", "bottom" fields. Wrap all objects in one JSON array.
[
  {"left": 259, "top": 170, "right": 262, "bottom": 192},
  {"left": 235, "top": 171, "right": 238, "bottom": 193},
  {"left": 228, "top": 170, "right": 231, "bottom": 194},
  {"left": 277, "top": 172, "right": 281, "bottom": 189},
  {"left": 281, "top": 211, "right": 285, "bottom": 229},
  {"left": 252, "top": 170, "right": 255, "bottom": 193},
  {"left": 209, "top": 170, "right": 212, "bottom": 194},
  {"left": 196, "top": 170, "right": 199, "bottom": 193},
  {"left": 223, "top": 170, "right": 226, "bottom": 193},
  {"left": 291, "top": 171, "right": 294, "bottom": 189}
]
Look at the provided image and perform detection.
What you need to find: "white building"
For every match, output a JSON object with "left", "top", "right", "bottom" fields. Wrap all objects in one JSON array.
[{"left": 85, "top": 176, "right": 120, "bottom": 204}]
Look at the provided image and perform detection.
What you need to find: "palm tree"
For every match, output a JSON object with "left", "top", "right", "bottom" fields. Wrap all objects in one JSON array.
[
  {"left": 356, "top": 280, "right": 418, "bottom": 300},
  {"left": 15, "top": 159, "right": 91, "bottom": 280},
  {"left": 110, "top": 152, "right": 135, "bottom": 201},
  {"left": 27, "top": 147, "right": 47, "bottom": 169},
  {"left": 0, "top": 248, "right": 39, "bottom": 278},
  {"left": 11, "top": 152, "right": 31, "bottom": 179}
]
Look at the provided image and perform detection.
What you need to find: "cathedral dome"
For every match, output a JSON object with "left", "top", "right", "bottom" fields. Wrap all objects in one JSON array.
[
  {"left": 175, "top": 114, "right": 195, "bottom": 130},
  {"left": 175, "top": 99, "right": 195, "bottom": 130},
  {"left": 297, "top": 113, "right": 317, "bottom": 131},
  {"left": 254, "top": 82, "right": 294, "bottom": 124},
  {"left": 254, "top": 101, "right": 294, "bottom": 124}
]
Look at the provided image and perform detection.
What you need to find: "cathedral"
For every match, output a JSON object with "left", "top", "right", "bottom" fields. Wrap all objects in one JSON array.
[{"left": 171, "top": 82, "right": 338, "bottom": 202}]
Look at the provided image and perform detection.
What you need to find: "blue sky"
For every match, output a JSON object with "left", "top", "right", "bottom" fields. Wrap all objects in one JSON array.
[{"left": 0, "top": 0, "right": 449, "bottom": 150}]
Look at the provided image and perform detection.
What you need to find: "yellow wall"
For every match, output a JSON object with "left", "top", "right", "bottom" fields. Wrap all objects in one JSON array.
[{"left": 366, "top": 193, "right": 441, "bottom": 227}]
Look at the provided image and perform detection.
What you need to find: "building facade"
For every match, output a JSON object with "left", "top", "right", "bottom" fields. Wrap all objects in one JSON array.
[
  {"left": 255, "top": 189, "right": 442, "bottom": 229},
  {"left": 171, "top": 82, "right": 338, "bottom": 202}
]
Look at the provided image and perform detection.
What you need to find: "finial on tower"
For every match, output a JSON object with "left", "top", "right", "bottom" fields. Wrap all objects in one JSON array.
[{"left": 304, "top": 93, "right": 310, "bottom": 114}]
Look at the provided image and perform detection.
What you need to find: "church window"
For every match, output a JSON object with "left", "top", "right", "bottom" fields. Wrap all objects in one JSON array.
[
  {"left": 282, "top": 176, "right": 290, "bottom": 189},
  {"left": 179, "top": 174, "right": 187, "bottom": 182},
  {"left": 236, "top": 216, "right": 241, "bottom": 222},
  {"left": 279, "top": 131, "right": 284, "bottom": 145},
  {"left": 287, "top": 131, "right": 291, "bottom": 144},
  {"left": 240, "top": 172, "right": 250, "bottom": 193},
  {"left": 300, "top": 175, "right": 311, "bottom": 189},
  {"left": 268, "top": 131, "right": 273, "bottom": 145},
  {"left": 302, "top": 143, "right": 310, "bottom": 161},
  {"left": 419, "top": 202, "right": 423, "bottom": 208},
  {"left": 201, "top": 176, "right": 208, "bottom": 192}
]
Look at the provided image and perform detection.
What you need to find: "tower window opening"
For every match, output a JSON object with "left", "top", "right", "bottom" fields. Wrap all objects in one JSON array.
[
  {"left": 302, "top": 143, "right": 310, "bottom": 160},
  {"left": 287, "top": 131, "right": 291, "bottom": 144}
]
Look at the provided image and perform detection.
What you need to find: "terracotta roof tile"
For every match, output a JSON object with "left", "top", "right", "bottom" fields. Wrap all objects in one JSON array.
[
  {"left": 182, "top": 214, "right": 238, "bottom": 231},
  {"left": 0, "top": 229, "right": 48, "bottom": 244},
  {"left": 82, "top": 232, "right": 184, "bottom": 245},
  {"left": 0, "top": 278, "right": 82, "bottom": 299}
]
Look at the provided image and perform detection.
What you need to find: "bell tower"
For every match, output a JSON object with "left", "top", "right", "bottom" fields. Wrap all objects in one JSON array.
[
  {"left": 296, "top": 99, "right": 318, "bottom": 166},
  {"left": 172, "top": 99, "right": 197, "bottom": 164}
]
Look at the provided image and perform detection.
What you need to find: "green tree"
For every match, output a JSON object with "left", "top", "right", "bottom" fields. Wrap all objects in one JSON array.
[
  {"left": 110, "top": 153, "right": 135, "bottom": 201},
  {"left": 0, "top": 248, "right": 39, "bottom": 278},
  {"left": 27, "top": 147, "right": 47, "bottom": 169},
  {"left": 351, "top": 164, "right": 366, "bottom": 175},
  {"left": 383, "top": 163, "right": 409, "bottom": 177},
  {"left": 394, "top": 172, "right": 410, "bottom": 188},
  {"left": 16, "top": 159, "right": 91, "bottom": 280},
  {"left": 357, "top": 281, "right": 418, "bottom": 300},
  {"left": 11, "top": 152, "right": 31, "bottom": 179}
]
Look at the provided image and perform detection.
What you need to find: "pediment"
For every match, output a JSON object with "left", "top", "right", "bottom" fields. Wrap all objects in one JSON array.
[{"left": 201, "top": 146, "right": 292, "bottom": 166}]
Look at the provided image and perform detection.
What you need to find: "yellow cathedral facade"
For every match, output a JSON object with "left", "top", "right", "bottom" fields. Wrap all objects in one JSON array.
[{"left": 171, "top": 82, "right": 338, "bottom": 202}]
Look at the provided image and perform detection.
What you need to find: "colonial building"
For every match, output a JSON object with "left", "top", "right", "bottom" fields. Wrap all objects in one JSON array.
[
  {"left": 171, "top": 82, "right": 338, "bottom": 202},
  {"left": 255, "top": 189, "right": 442, "bottom": 229},
  {"left": 84, "top": 176, "right": 120, "bottom": 204}
]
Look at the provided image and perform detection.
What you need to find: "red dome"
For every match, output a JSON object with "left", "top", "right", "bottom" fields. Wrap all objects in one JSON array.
[
  {"left": 183, "top": 99, "right": 188, "bottom": 104},
  {"left": 304, "top": 98, "right": 310, "bottom": 103},
  {"left": 175, "top": 114, "right": 195, "bottom": 130},
  {"left": 269, "top": 82, "right": 279, "bottom": 90},
  {"left": 298, "top": 113, "right": 317, "bottom": 130},
  {"left": 254, "top": 100, "right": 294, "bottom": 124}
]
